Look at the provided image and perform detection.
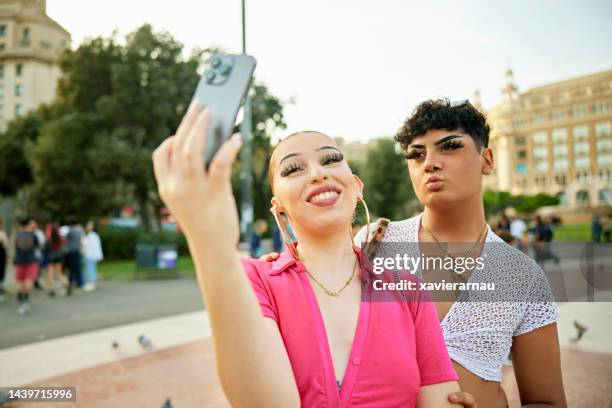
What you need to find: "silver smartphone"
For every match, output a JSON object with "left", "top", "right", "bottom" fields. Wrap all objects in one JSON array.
[{"left": 191, "top": 53, "right": 256, "bottom": 164}]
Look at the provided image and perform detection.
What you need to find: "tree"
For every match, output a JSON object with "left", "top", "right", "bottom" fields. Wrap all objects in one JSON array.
[
  {"left": 363, "top": 138, "right": 415, "bottom": 220},
  {"left": 25, "top": 112, "right": 127, "bottom": 220},
  {"left": 2, "top": 24, "right": 287, "bottom": 230}
]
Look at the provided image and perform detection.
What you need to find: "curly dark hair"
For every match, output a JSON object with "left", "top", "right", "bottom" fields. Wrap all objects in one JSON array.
[{"left": 395, "top": 99, "right": 491, "bottom": 151}]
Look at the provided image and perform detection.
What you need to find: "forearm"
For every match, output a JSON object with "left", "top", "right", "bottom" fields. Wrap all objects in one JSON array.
[{"left": 189, "top": 238, "right": 299, "bottom": 407}]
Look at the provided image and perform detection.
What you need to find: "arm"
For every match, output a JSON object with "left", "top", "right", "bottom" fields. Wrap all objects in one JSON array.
[
  {"left": 152, "top": 104, "right": 299, "bottom": 408},
  {"left": 418, "top": 381, "right": 463, "bottom": 407},
  {"left": 511, "top": 323, "right": 567, "bottom": 407}
]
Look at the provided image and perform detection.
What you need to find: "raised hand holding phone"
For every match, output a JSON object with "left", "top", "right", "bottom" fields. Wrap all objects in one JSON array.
[
  {"left": 152, "top": 104, "right": 243, "bottom": 246},
  {"left": 152, "top": 53, "right": 255, "bottom": 247}
]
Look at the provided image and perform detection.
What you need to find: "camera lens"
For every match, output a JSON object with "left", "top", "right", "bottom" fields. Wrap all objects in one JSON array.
[
  {"left": 211, "top": 58, "right": 221, "bottom": 68},
  {"left": 206, "top": 71, "right": 216, "bottom": 83}
]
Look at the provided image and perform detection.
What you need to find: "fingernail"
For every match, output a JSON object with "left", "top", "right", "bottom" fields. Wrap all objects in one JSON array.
[{"left": 451, "top": 394, "right": 458, "bottom": 401}]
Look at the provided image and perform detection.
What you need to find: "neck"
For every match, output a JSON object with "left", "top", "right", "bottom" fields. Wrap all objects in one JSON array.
[
  {"left": 293, "top": 224, "right": 356, "bottom": 276},
  {"left": 422, "top": 195, "right": 487, "bottom": 242}
]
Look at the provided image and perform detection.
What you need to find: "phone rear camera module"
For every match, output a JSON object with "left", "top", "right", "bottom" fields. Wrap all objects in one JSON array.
[
  {"left": 205, "top": 55, "right": 235, "bottom": 86},
  {"left": 206, "top": 71, "right": 216, "bottom": 84}
]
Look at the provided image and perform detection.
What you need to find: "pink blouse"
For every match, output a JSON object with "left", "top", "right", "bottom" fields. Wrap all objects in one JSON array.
[{"left": 241, "top": 249, "right": 457, "bottom": 407}]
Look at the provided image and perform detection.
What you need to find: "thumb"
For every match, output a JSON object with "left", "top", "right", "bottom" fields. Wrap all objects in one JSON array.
[{"left": 208, "top": 133, "right": 243, "bottom": 184}]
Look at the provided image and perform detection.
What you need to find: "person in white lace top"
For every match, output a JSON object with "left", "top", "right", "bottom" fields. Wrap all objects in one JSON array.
[{"left": 355, "top": 99, "right": 567, "bottom": 408}]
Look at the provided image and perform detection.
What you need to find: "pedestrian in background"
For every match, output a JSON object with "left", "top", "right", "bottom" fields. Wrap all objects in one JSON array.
[
  {"left": 0, "top": 219, "right": 8, "bottom": 303},
  {"left": 65, "top": 217, "right": 84, "bottom": 295},
  {"left": 249, "top": 219, "right": 268, "bottom": 258},
  {"left": 591, "top": 215, "right": 602, "bottom": 242},
  {"left": 83, "top": 221, "right": 103, "bottom": 292},
  {"left": 44, "top": 222, "right": 68, "bottom": 296},
  {"left": 14, "top": 218, "right": 40, "bottom": 315}
]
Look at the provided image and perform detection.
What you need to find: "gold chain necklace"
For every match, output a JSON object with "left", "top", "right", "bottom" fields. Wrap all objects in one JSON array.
[
  {"left": 420, "top": 221, "right": 488, "bottom": 282},
  {"left": 303, "top": 255, "right": 359, "bottom": 297}
]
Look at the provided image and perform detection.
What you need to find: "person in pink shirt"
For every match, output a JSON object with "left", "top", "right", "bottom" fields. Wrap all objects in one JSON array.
[{"left": 152, "top": 102, "right": 477, "bottom": 407}]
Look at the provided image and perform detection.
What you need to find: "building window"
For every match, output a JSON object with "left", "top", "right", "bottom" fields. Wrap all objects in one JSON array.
[
  {"left": 0, "top": 64, "right": 3, "bottom": 78},
  {"left": 552, "top": 111, "right": 566, "bottom": 122},
  {"left": 572, "top": 106, "right": 587, "bottom": 118},
  {"left": 534, "top": 147, "right": 548, "bottom": 158},
  {"left": 0, "top": 85, "right": 3, "bottom": 97},
  {"left": 0, "top": 103, "right": 3, "bottom": 117},
  {"left": 553, "top": 145, "right": 568, "bottom": 157},
  {"left": 553, "top": 160, "right": 568, "bottom": 170},
  {"left": 515, "top": 163, "right": 528, "bottom": 174},
  {"left": 575, "top": 157, "right": 590, "bottom": 168},
  {"left": 597, "top": 139, "right": 612, "bottom": 152},
  {"left": 535, "top": 161, "right": 548, "bottom": 172},
  {"left": 574, "top": 142, "right": 589, "bottom": 155},
  {"left": 595, "top": 122, "right": 611, "bottom": 138},
  {"left": 597, "top": 155, "right": 612, "bottom": 166},
  {"left": 600, "top": 188, "right": 612, "bottom": 205},
  {"left": 573, "top": 125, "right": 589, "bottom": 141},
  {"left": 532, "top": 131, "right": 547, "bottom": 144},
  {"left": 516, "top": 150, "right": 527, "bottom": 159},
  {"left": 15, "top": 84, "right": 23, "bottom": 96},
  {"left": 515, "top": 136, "right": 526, "bottom": 145},
  {"left": 533, "top": 114, "right": 545, "bottom": 124},
  {"left": 555, "top": 174, "right": 566, "bottom": 185},
  {"left": 594, "top": 102, "right": 612, "bottom": 114},
  {"left": 21, "top": 28, "right": 31, "bottom": 46},
  {"left": 552, "top": 128, "right": 568, "bottom": 143},
  {"left": 0, "top": 25, "right": 5, "bottom": 37},
  {"left": 0, "top": 43, "right": 5, "bottom": 51},
  {"left": 16, "top": 64, "right": 23, "bottom": 76},
  {"left": 14, "top": 104, "right": 22, "bottom": 116},
  {"left": 576, "top": 190, "right": 589, "bottom": 205}
]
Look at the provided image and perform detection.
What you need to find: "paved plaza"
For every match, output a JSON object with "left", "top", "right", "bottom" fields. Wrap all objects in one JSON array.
[{"left": 1, "top": 272, "right": 611, "bottom": 407}]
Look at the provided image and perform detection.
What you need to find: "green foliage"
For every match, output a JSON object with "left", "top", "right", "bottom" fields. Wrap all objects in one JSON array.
[
  {"left": 235, "top": 83, "right": 288, "bottom": 225},
  {"left": 0, "top": 24, "right": 286, "bottom": 231},
  {"left": 362, "top": 138, "right": 415, "bottom": 220},
  {"left": 98, "top": 226, "right": 188, "bottom": 260},
  {"left": 0, "top": 113, "right": 41, "bottom": 195},
  {"left": 483, "top": 189, "right": 560, "bottom": 216}
]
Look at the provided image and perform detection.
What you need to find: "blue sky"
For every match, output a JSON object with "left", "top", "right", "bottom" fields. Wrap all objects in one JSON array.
[{"left": 48, "top": 0, "right": 612, "bottom": 141}]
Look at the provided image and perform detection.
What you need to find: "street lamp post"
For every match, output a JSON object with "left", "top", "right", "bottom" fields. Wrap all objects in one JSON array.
[{"left": 239, "top": 0, "right": 254, "bottom": 244}]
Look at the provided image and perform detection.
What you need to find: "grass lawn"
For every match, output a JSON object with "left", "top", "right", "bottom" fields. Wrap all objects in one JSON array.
[
  {"left": 553, "top": 223, "right": 592, "bottom": 241},
  {"left": 98, "top": 256, "right": 195, "bottom": 279}
]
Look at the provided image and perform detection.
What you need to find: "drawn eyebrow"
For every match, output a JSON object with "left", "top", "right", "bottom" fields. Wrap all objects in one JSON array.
[
  {"left": 409, "top": 134, "right": 464, "bottom": 149},
  {"left": 279, "top": 146, "right": 341, "bottom": 165}
]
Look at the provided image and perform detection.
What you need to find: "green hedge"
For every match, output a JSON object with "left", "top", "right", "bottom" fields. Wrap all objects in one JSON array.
[{"left": 98, "top": 226, "right": 189, "bottom": 260}]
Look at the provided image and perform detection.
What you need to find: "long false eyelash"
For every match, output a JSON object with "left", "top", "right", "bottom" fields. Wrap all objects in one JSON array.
[
  {"left": 280, "top": 163, "right": 303, "bottom": 177},
  {"left": 441, "top": 140, "right": 464, "bottom": 151},
  {"left": 321, "top": 152, "right": 344, "bottom": 165},
  {"left": 405, "top": 150, "right": 424, "bottom": 160}
]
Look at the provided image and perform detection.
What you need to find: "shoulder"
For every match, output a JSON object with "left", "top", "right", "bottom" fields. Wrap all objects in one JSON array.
[{"left": 355, "top": 214, "right": 420, "bottom": 245}]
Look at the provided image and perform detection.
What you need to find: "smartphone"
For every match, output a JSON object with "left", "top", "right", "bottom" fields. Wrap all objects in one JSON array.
[{"left": 191, "top": 53, "right": 256, "bottom": 164}]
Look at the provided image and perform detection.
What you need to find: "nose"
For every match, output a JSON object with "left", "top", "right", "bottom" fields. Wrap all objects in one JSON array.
[
  {"left": 423, "top": 151, "right": 443, "bottom": 173},
  {"left": 306, "top": 162, "right": 328, "bottom": 184}
]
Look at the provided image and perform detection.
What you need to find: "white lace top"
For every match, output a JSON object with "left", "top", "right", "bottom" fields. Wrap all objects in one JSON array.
[{"left": 354, "top": 213, "right": 559, "bottom": 381}]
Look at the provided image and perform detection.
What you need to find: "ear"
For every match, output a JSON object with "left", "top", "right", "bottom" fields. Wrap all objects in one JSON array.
[
  {"left": 481, "top": 147, "right": 494, "bottom": 175},
  {"left": 271, "top": 196, "right": 286, "bottom": 213},
  {"left": 353, "top": 175, "right": 365, "bottom": 198}
]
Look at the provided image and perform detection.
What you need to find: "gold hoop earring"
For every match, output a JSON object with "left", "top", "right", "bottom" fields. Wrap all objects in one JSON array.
[
  {"left": 355, "top": 196, "right": 371, "bottom": 244},
  {"left": 270, "top": 205, "right": 299, "bottom": 259}
]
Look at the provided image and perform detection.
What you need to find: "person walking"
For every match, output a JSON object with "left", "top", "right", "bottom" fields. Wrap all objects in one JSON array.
[
  {"left": 65, "top": 218, "right": 84, "bottom": 295},
  {"left": 44, "top": 222, "right": 69, "bottom": 296},
  {"left": 0, "top": 219, "right": 8, "bottom": 303},
  {"left": 591, "top": 215, "right": 602, "bottom": 242},
  {"left": 83, "top": 221, "right": 103, "bottom": 292},
  {"left": 14, "top": 219, "right": 40, "bottom": 315}
]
